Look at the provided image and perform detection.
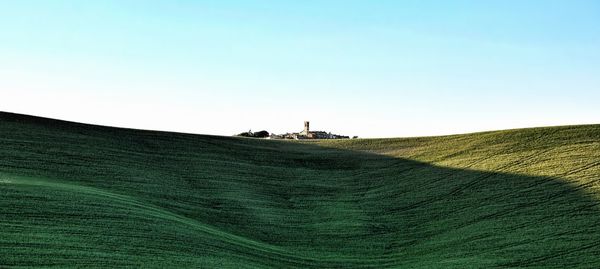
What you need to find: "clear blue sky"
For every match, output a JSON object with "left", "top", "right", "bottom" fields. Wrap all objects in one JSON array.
[{"left": 1, "top": 1, "right": 599, "bottom": 137}]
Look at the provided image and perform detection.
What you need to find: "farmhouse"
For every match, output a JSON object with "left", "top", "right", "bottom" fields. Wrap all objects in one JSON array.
[{"left": 273, "top": 121, "right": 350, "bottom": 140}]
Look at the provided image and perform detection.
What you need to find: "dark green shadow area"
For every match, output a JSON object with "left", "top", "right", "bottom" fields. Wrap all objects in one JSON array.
[{"left": 1, "top": 112, "right": 600, "bottom": 268}]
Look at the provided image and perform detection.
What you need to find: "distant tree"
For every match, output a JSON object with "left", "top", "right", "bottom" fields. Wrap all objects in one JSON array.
[
  {"left": 253, "top": 130, "right": 270, "bottom": 138},
  {"left": 235, "top": 130, "right": 269, "bottom": 138}
]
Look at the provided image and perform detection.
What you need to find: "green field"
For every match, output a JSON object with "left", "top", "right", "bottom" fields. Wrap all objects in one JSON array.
[{"left": 1, "top": 111, "right": 600, "bottom": 268}]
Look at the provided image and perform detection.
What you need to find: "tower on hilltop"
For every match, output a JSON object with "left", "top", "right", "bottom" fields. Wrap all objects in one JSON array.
[{"left": 301, "top": 121, "right": 310, "bottom": 135}]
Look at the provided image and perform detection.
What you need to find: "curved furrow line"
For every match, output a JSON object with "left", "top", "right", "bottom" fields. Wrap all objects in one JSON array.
[{"left": 4, "top": 175, "right": 410, "bottom": 268}]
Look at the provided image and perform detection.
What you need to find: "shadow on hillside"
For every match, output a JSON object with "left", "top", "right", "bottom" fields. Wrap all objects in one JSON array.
[
  {"left": 240, "top": 139, "right": 600, "bottom": 266},
  {"left": 1, "top": 111, "right": 600, "bottom": 268}
]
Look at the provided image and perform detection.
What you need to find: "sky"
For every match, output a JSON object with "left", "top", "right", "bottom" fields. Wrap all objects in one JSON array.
[{"left": 1, "top": 0, "right": 599, "bottom": 138}]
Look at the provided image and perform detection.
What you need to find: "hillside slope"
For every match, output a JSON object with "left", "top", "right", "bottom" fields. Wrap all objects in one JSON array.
[{"left": 1, "top": 111, "right": 600, "bottom": 268}]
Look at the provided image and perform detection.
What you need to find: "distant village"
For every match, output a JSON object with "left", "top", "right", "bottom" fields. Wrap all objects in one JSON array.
[{"left": 237, "top": 121, "right": 356, "bottom": 140}]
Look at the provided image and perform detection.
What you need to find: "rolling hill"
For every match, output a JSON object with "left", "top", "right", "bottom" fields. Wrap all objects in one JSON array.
[{"left": 1, "top": 111, "right": 600, "bottom": 268}]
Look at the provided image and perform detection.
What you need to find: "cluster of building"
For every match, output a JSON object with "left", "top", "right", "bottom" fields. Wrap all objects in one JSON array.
[{"left": 270, "top": 121, "right": 353, "bottom": 140}]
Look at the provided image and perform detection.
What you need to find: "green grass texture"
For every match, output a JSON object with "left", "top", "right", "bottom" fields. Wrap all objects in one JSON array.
[{"left": 1, "top": 111, "right": 600, "bottom": 268}]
